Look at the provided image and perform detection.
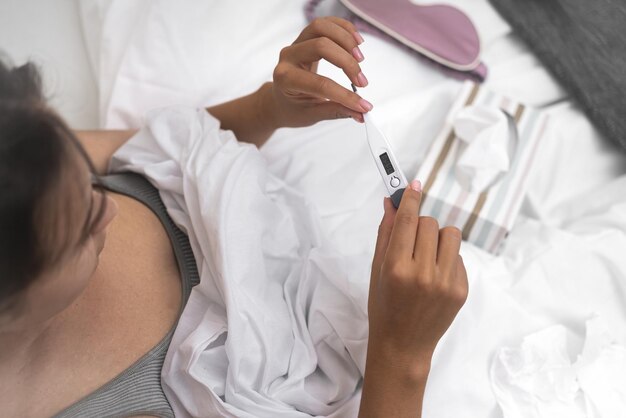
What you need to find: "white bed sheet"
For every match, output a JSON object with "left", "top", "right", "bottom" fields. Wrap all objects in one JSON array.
[{"left": 80, "top": 0, "right": 626, "bottom": 416}]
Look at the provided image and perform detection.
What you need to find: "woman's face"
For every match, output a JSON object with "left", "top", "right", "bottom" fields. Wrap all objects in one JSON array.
[{"left": 5, "top": 148, "right": 119, "bottom": 330}]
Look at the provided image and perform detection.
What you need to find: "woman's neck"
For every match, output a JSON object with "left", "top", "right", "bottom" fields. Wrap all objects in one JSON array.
[{"left": 0, "top": 317, "right": 56, "bottom": 372}]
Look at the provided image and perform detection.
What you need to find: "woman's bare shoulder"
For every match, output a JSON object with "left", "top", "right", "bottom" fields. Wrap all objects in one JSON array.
[{"left": 74, "top": 130, "right": 138, "bottom": 175}]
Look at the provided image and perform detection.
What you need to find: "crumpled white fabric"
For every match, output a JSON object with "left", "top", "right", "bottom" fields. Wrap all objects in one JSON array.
[
  {"left": 453, "top": 104, "right": 512, "bottom": 193},
  {"left": 490, "top": 316, "right": 626, "bottom": 418},
  {"left": 109, "top": 107, "right": 371, "bottom": 417}
]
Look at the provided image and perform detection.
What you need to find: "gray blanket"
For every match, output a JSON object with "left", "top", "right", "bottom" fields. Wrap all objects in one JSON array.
[{"left": 488, "top": 0, "right": 626, "bottom": 151}]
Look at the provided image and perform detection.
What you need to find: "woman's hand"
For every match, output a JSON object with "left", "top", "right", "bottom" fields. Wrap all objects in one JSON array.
[
  {"left": 207, "top": 17, "right": 371, "bottom": 147},
  {"left": 359, "top": 180, "right": 469, "bottom": 418},
  {"left": 269, "top": 17, "right": 372, "bottom": 127},
  {"left": 369, "top": 181, "right": 468, "bottom": 361}
]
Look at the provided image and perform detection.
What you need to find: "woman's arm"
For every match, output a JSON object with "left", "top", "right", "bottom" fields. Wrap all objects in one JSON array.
[
  {"left": 205, "top": 83, "right": 277, "bottom": 148},
  {"left": 70, "top": 17, "right": 466, "bottom": 415},
  {"left": 74, "top": 17, "right": 371, "bottom": 170},
  {"left": 358, "top": 182, "right": 468, "bottom": 417}
]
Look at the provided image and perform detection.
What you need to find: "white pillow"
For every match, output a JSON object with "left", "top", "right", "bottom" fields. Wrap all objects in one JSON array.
[{"left": 81, "top": 0, "right": 308, "bottom": 128}]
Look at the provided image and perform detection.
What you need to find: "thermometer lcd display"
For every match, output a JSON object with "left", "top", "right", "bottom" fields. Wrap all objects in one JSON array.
[{"left": 379, "top": 152, "right": 395, "bottom": 175}]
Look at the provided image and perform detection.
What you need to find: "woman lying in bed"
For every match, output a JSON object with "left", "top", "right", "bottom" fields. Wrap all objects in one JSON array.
[{"left": 0, "top": 17, "right": 467, "bottom": 418}]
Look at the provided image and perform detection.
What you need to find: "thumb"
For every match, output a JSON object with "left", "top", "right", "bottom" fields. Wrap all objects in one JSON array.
[
  {"left": 370, "top": 197, "right": 396, "bottom": 304},
  {"left": 311, "top": 101, "right": 364, "bottom": 124}
]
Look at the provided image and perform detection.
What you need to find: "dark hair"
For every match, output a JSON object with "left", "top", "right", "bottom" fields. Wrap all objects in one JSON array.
[{"left": 0, "top": 59, "right": 101, "bottom": 313}]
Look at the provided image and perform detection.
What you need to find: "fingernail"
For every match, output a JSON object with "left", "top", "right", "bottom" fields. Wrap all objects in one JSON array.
[
  {"left": 359, "top": 98, "right": 373, "bottom": 112},
  {"left": 354, "top": 31, "right": 365, "bottom": 45},
  {"left": 352, "top": 46, "right": 364, "bottom": 62},
  {"left": 409, "top": 179, "right": 422, "bottom": 192},
  {"left": 357, "top": 71, "right": 368, "bottom": 87},
  {"left": 351, "top": 114, "right": 364, "bottom": 123},
  {"left": 383, "top": 197, "right": 390, "bottom": 212}
]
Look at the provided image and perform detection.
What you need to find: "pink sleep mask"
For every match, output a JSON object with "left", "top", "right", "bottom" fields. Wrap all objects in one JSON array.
[{"left": 306, "top": 0, "right": 487, "bottom": 80}]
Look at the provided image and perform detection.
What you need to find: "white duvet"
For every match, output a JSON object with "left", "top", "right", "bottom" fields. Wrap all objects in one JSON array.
[
  {"left": 88, "top": 0, "right": 626, "bottom": 416},
  {"left": 110, "top": 107, "right": 371, "bottom": 417}
]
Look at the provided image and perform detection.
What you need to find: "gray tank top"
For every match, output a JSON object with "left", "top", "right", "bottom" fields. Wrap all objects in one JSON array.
[{"left": 54, "top": 172, "right": 200, "bottom": 418}]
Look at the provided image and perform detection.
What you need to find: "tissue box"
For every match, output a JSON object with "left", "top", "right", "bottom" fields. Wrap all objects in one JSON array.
[{"left": 415, "top": 81, "right": 548, "bottom": 254}]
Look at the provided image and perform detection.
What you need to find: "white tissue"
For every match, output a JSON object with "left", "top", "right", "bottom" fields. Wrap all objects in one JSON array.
[
  {"left": 453, "top": 105, "right": 512, "bottom": 193},
  {"left": 490, "top": 316, "right": 626, "bottom": 418},
  {"left": 576, "top": 318, "right": 626, "bottom": 418}
]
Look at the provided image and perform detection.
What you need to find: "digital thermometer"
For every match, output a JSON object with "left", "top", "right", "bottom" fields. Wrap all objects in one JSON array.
[{"left": 353, "top": 85, "right": 408, "bottom": 208}]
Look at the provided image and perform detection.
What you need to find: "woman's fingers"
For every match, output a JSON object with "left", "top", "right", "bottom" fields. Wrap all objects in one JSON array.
[
  {"left": 281, "top": 37, "right": 367, "bottom": 88},
  {"left": 387, "top": 184, "right": 423, "bottom": 262},
  {"left": 294, "top": 17, "right": 364, "bottom": 63},
  {"left": 373, "top": 198, "right": 397, "bottom": 269},
  {"left": 324, "top": 16, "right": 363, "bottom": 44},
  {"left": 436, "top": 227, "right": 462, "bottom": 278},
  {"left": 273, "top": 65, "right": 371, "bottom": 113},
  {"left": 308, "top": 101, "right": 364, "bottom": 123},
  {"left": 413, "top": 216, "right": 439, "bottom": 269},
  {"left": 270, "top": 17, "right": 372, "bottom": 126},
  {"left": 457, "top": 256, "right": 468, "bottom": 290},
  {"left": 454, "top": 255, "right": 469, "bottom": 305}
]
